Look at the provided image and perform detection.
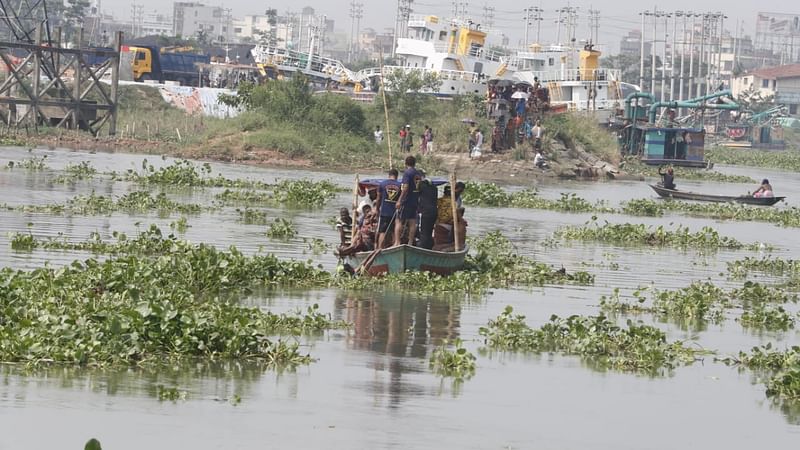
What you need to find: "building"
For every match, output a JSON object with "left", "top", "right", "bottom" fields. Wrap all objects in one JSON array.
[
  {"left": 173, "top": 2, "right": 229, "bottom": 42},
  {"left": 732, "top": 64, "right": 800, "bottom": 115},
  {"left": 619, "top": 30, "right": 651, "bottom": 58},
  {"left": 358, "top": 28, "right": 395, "bottom": 60}
]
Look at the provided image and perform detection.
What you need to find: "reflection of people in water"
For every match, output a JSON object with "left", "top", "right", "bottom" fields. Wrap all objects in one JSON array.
[{"left": 334, "top": 292, "right": 462, "bottom": 406}]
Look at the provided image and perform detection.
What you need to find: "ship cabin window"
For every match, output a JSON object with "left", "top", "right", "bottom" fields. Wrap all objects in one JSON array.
[
  {"left": 439, "top": 31, "right": 447, "bottom": 41},
  {"left": 548, "top": 57, "right": 555, "bottom": 66}
]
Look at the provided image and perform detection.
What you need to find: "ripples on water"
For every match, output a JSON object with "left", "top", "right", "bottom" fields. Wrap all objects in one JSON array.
[{"left": 1, "top": 147, "right": 799, "bottom": 449}]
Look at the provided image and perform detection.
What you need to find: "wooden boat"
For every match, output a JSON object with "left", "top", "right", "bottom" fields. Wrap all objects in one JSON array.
[
  {"left": 348, "top": 244, "right": 468, "bottom": 276},
  {"left": 649, "top": 184, "right": 785, "bottom": 206}
]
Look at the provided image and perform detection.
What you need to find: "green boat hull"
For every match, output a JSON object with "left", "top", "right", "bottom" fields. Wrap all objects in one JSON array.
[{"left": 349, "top": 244, "right": 468, "bottom": 276}]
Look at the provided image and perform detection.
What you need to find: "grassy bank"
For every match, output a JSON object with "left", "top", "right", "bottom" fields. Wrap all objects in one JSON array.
[{"left": 6, "top": 80, "right": 621, "bottom": 173}]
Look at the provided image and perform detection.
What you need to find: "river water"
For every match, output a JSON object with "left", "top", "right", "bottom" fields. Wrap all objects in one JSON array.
[{"left": 1, "top": 147, "right": 799, "bottom": 449}]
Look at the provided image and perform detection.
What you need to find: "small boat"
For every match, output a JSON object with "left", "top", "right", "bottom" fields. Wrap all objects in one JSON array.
[
  {"left": 348, "top": 244, "right": 468, "bottom": 276},
  {"left": 649, "top": 184, "right": 786, "bottom": 206}
]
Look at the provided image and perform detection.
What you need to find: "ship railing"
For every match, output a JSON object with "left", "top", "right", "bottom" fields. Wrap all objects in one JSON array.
[{"left": 519, "top": 68, "right": 621, "bottom": 83}]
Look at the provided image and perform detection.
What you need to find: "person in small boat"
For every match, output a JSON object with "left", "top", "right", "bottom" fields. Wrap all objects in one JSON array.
[
  {"left": 433, "top": 207, "right": 467, "bottom": 252},
  {"left": 753, "top": 179, "right": 774, "bottom": 198},
  {"left": 336, "top": 207, "right": 353, "bottom": 247},
  {"left": 337, "top": 206, "right": 377, "bottom": 257},
  {"left": 658, "top": 166, "right": 676, "bottom": 190},
  {"left": 394, "top": 155, "right": 421, "bottom": 247},
  {"left": 377, "top": 168, "right": 401, "bottom": 249},
  {"left": 358, "top": 187, "right": 378, "bottom": 218},
  {"left": 417, "top": 171, "right": 438, "bottom": 250}
]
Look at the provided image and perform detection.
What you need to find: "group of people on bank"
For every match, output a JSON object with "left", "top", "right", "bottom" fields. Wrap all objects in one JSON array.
[{"left": 336, "top": 156, "right": 467, "bottom": 257}]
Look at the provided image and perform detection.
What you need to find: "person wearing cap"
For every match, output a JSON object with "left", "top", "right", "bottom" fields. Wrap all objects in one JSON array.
[{"left": 753, "top": 179, "right": 774, "bottom": 198}]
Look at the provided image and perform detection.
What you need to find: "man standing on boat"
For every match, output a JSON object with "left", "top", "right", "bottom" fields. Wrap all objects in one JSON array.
[
  {"left": 377, "top": 168, "right": 401, "bottom": 248},
  {"left": 417, "top": 170, "right": 438, "bottom": 249},
  {"left": 394, "top": 156, "right": 421, "bottom": 247}
]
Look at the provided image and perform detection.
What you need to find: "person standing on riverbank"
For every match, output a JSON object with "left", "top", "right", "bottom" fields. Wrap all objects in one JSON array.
[
  {"left": 394, "top": 156, "right": 421, "bottom": 246},
  {"left": 374, "top": 126, "right": 383, "bottom": 145},
  {"left": 471, "top": 129, "right": 484, "bottom": 158}
]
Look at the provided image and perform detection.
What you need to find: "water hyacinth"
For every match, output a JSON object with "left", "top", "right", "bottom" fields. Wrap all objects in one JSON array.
[
  {"left": 479, "top": 306, "right": 707, "bottom": 374},
  {"left": 622, "top": 198, "right": 800, "bottom": 228},
  {"left": 554, "top": 219, "right": 769, "bottom": 251},
  {"left": 429, "top": 339, "right": 477, "bottom": 380},
  {"left": 0, "top": 243, "right": 344, "bottom": 368},
  {"left": 461, "top": 182, "right": 612, "bottom": 213},
  {"left": 116, "top": 159, "right": 273, "bottom": 189},
  {"left": 706, "top": 147, "right": 800, "bottom": 172},
  {"left": 721, "top": 344, "right": 800, "bottom": 401}
]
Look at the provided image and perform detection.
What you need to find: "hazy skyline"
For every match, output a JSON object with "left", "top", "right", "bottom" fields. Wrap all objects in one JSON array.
[{"left": 103, "top": 0, "right": 788, "bottom": 52}]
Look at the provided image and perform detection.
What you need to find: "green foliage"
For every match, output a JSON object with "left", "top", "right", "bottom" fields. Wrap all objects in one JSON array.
[
  {"left": 236, "top": 208, "right": 269, "bottom": 225},
  {"left": 651, "top": 282, "right": 728, "bottom": 324},
  {"left": 722, "top": 344, "right": 800, "bottom": 401},
  {"left": 622, "top": 198, "right": 800, "bottom": 227},
  {"left": 706, "top": 147, "right": 800, "bottom": 172},
  {"left": 266, "top": 218, "right": 298, "bottom": 239},
  {"left": 554, "top": 220, "right": 768, "bottom": 250},
  {"left": 84, "top": 439, "right": 102, "bottom": 450},
  {"left": 479, "top": 306, "right": 705, "bottom": 374},
  {"left": 3, "top": 191, "right": 202, "bottom": 216},
  {"left": 53, "top": 161, "right": 97, "bottom": 183},
  {"left": 461, "top": 182, "right": 611, "bottom": 213},
  {"left": 217, "top": 180, "right": 339, "bottom": 208},
  {"left": 7, "top": 156, "right": 48, "bottom": 171},
  {"left": 379, "top": 69, "right": 442, "bottom": 125},
  {"left": 542, "top": 114, "right": 619, "bottom": 164},
  {"left": 621, "top": 157, "right": 757, "bottom": 183},
  {"left": 430, "top": 339, "right": 476, "bottom": 380},
  {"left": 738, "top": 305, "right": 795, "bottom": 331},
  {"left": 156, "top": 385, "right": 187, "bottom": 402},
  {"left": 727, "top": 256, "right": 800, "bottom": 281},
  {"left": 117, "top": 159, "right": 272, "bottom": 189},
  {"left": 0, "top": 242, "right": 345, "bottom": 367}
]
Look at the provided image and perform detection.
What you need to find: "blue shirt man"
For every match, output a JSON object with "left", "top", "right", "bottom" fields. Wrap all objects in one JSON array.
[{"left": 394, "top": 155, "right": 422, "bottom": 247}]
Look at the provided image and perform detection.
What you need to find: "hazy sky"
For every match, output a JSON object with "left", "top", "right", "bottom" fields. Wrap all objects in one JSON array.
[{"left": 104, "top": 0, "right": 784, "bottom": 52}]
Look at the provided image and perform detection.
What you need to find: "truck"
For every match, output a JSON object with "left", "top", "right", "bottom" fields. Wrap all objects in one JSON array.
[{"left": 125, "top": 46, "right": 210, "bottom": 86}]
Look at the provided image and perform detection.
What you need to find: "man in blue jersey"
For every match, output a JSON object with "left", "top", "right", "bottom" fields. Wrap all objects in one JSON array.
[
  {"left": 376, "top": 168, "right": 401, "bottom": 248},
  {"left": 394, "top": 155, "right": 421, "bottom": 246}
]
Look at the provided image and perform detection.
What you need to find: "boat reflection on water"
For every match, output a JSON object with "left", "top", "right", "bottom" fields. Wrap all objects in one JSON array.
[{"left": 333, "top": 291, "right": 462, "bottom": 406}]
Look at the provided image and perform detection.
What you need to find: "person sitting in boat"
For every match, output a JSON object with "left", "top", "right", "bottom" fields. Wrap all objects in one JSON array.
[
  {"left": 336, "top": 207, "right": 353, "bottom": 247},
  {"left": 658, "top": 166, "right": 676, "bottom": 190},
  {"left": 337, "top": 206, "right": 378, "bottom": 257},
  {"left": 433, "top": 207, "right": 467, "bottom": 252},
  {"left": 753, "top": 179, "right": 774, "bottom": 198}
]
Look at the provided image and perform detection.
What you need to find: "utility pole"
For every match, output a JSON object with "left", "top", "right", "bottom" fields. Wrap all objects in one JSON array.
[
  {"left": 355, "top": 3, "right": 363, "bottom": 61},
  {"left": 588, "top": 8, "right": 600, "bottom": 45},
  {"left": 452, "top": 2, "right": 469, "bottom": 21},
  {"left": 670, "top": 12, "right": 677, "bottom": 101},
  {"left": 348, "top": 1, "right": 364, "bottom": 63},
  {"left": 482, "top": 5, "right": 495, "bottom": 30},
  {"left": 640, "top": 11, "right": 648, "bottom": 92},
  {"left": 688, "top": 13, "right": 697, "bottom": 100},
  {"left": 651, "top": 8, "right": 662, "bottom": 95},
  {"left": 678, "top": 11, "right": 688, "bottom": 103},
  {"left": 660, "top": 12, "right": 670, "bottom": 102},
  {"left": 393, "top": 0, "right": 414, "bottom": 59}
]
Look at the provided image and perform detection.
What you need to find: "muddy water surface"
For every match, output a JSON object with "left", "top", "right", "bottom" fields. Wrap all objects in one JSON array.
[{"left": 1, "top": 147, "right": 799, "bottom": 449}]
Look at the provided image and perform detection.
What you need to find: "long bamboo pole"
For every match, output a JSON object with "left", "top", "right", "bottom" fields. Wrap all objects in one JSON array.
[
  {"left": 450, "top": 172, "right": 460, "bottom": 252},
  {"left": 351, "top": 174, "right": 360, "bottom": 243},
  {"left": 378, "top": 48, "right": 393, "bottom": 169}
]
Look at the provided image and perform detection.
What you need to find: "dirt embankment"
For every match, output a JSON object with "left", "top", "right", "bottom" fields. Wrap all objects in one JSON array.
[{"left": 22, "top": 131, "right": 639, "bottom": 184}]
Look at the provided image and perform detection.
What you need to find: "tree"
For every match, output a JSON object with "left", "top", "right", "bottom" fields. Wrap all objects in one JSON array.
[
  {"left": 379, "top": 69, "right": 442, "bottom": 125},
  {"left": 736, "top": 86, "right": 776, "bottom": 114},
  {"left": 64, "top": 0, "right": 90, "bottom": 42}
]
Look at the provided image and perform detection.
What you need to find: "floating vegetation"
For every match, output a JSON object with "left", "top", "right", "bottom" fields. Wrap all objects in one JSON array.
[
  {"left": 170, "top": 217, "right": 189, "bottom": 233},
  {"left": 217, "top": 179, "right": 340, "bottom": 208},
  {"left": 430, "top": 339, "right": 476, "bottom": 380},
  {"left": 6, "top": 155, "right": 48, "bottom": 171},
  {"left": 707, "top": 147, "right": 800, "bottom": 172},
  {"left": 53, "top": 161, "right": 97, "bottom": 183},
  {"left": 479, "top": 307, "right": 706, "bottom": 374},
  {"left": 337, "top": 232, "right": 593, "bottom": 295},
  {"left": 727, "top": 256, "right": 800, "bottom": 280},
  {"left": 9, "top": 226, "right": 183, "bottom": 255},
  {"left": 116, "top": 159, "right": 272, "bottom": 189},
  {"left": 156, "top": 385, "right": 188, "bottom": 402},
  {"left": 554, "top": 219, "right": 769, "bottom": 251},
  {"left": 462, "top": 182, "right": 612, "bottom": 213},
  {"left": 266, "top": 218, "right": 298, "bottom": 239},
  {"left": 236, "top": 207, "right": 269, "bottom": 225},
  {"left": 303, "top": 237, "right": 329, "bottom": 255},
  {"left": 721, "top": 344, "right": 800, "bottom": 402},
  {"left": 271, "top": 179, "right": 340, "bottom": 208},
  {"left": 652, "top": 282, "right": 729, "bottom": 324},
  {"left": 3, "top": 191, "right": 203, "bottom": 216},
  {"left": 622, "top": 198, "right": 800, "bottom": 228},
  {"left": 621, "top": 157, "right": 756, "bottom": 183},
  {"left": 0, "top": 243, "right": 344, "bottom": 368},
  {"left": 738, "top": 305, "right": 795, "bottom": 331}
]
